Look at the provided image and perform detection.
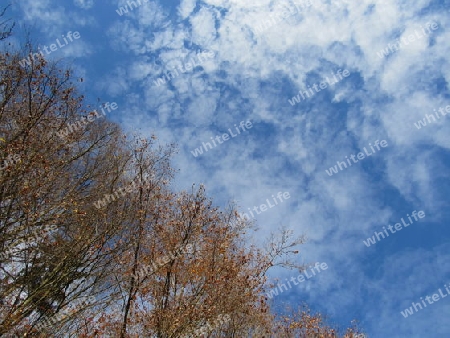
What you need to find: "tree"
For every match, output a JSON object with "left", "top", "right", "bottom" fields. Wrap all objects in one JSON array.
[
  {"left": 0, "top": 45, "right": 364, "bottom": 337},
  {"left": 269, "top": 305, "right": 365, "bottom": 338},
  {"left": 0, "top": 48, "right": 173, "bottom": 336}
]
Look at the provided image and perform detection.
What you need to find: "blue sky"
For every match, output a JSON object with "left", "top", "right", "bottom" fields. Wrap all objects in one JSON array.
[{"left": 5, "top": 0, "right": 450, "bottom": 336}]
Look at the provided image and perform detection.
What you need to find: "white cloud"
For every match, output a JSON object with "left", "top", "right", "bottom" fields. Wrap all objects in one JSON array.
[
  {"left": 74, "top": 0, "right": 94, "bottom": 9},
  {"left": 178, "top": 0, "right": 197, "bottom": 19},
  {"left": 189, "top": 7, "right": 217, "bottom": 46}
]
